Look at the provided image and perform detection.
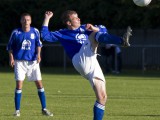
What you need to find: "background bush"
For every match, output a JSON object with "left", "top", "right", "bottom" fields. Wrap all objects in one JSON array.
[{"left": 0, "top": 0, "right": 160, "bottom": 43}]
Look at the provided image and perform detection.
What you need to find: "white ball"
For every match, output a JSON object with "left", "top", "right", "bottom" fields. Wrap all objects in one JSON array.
[{"left": 133, "top": 0, "right": 152, "bottom": 7}]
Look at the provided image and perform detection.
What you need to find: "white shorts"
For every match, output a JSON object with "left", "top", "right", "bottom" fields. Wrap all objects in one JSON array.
[
  {"left": 72, "top": 40, "right": 105, "bottom": 87},
  {"left": 14, "top": 60, "right": 42, "bottom": 81}
]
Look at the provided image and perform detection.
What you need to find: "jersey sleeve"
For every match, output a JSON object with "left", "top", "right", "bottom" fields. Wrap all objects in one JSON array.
[
  {"left": 6, "top": 30, "right": 16, "bottom": 51},
  {"left": 85, "top": 25, "right": 108, "bottom": 36},
  {"left": 34, "top": 28, "right": 43, "bottom": 47},
  {"left": 41, "top": 26, "right": 60, "bottom": 42},
  {"left": 96, "top": 25, "right": 108, "bottom": 33}
]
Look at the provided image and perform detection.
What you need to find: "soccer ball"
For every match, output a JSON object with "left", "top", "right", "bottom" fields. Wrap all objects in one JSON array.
[{"left": 133, "top": 0, "right": 152, "bottom": 7}]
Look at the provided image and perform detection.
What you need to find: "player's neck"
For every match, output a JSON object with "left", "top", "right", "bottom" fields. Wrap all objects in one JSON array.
[
  {"left": 67, "top": 25, "right": 79, "bottom": 30},
  {"left": 22, "top": 26, "right": 30, "bottom": 32}
]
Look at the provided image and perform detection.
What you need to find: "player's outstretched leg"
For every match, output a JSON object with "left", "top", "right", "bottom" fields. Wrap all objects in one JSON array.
[{"left": 94, "top": 26, "right": 132, "bottom": 47}]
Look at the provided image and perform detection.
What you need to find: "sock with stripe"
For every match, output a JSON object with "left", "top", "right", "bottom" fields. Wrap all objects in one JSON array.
[
  {"left": 38, "top": 88, "right": 46, "bottom": 109},
  {"left": 15, "top": 89, "right": 22, "bottom": 111},
  {"left": 93, "top": 101, "right": 105, "bottom": 120}
]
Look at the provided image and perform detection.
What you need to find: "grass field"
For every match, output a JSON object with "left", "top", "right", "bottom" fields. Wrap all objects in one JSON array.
[{"left": 0, "top": 67, "right": 160, "bottom": 120}]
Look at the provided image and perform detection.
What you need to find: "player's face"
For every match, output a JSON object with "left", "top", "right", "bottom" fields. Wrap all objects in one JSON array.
[
  {"left": 20, "top": 15, "right": 32, "bottom": 28},
  {"left": 67, "top": 13, "right": 81, "bottom": 29}
]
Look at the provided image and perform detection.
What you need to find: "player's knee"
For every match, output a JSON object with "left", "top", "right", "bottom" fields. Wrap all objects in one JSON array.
[
  {"left": 98, "top": 93, "right": 107, "bottom": 104},
  {"left": 103, "top": 93, "right": 107, "bottom": 103},
  {"left": 35, "top": 80, "right": 43, "bottom": 89}
]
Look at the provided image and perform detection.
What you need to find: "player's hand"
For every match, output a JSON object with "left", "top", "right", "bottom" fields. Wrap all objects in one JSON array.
[
  {"left": 37, "top": 55, "right": 41, "bottom": 63},
  {"left": 86, "top": 24, "right": 99, "bottom": 32},
  {"left": 43, "top": 11, "right": 53, "bottom": 26},
  {"left": 9, "top": 59, "right": 14, "bottom": 67},
  {"left": 9, "top": 52, "right": 14, "bottom": 67},
  {"left": 45, "top": 11, "right": 53, "bottom": 19}
]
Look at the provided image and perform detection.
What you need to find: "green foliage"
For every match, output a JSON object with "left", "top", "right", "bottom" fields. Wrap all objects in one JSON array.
[{"left": 1, "top": 0, "right": 160, "bottom": 43}]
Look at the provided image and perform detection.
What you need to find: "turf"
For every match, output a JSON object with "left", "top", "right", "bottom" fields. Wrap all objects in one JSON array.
[{"left": 0, "top": 67, "right": 160, "bottom": 120}]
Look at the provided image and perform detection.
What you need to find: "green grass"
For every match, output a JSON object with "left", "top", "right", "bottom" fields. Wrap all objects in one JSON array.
[{"left": 0, "top": 67, "right": 160, "bottom": 120}]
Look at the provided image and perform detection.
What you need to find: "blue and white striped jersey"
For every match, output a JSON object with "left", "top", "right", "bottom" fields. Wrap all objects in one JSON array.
[
  {"left": 41, "top": 24, "right": 107, "bottom": 59},
  {"left": 7, "top": 27, "right": 42, "bottom": 61}
]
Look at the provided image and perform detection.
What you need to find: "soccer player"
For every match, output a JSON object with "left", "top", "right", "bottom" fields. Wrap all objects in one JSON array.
[
  {"left": 41, "top": 10, "right": 132, "bottom": 120},
  {"left": 7, "top": 13, "right": 53, "bottom": 117}
]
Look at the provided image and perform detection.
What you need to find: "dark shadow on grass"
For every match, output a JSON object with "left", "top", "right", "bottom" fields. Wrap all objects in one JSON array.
[
  {"left": 108, "top": 95, "right": 160, "bottom": 99},
  {"left": 1, "top": 67, "right": 160, "bottom": 78},
  {"left": 41, "top": 67, "right": 160, "bottom": 78},
  {"left": 2, "top": 114, "right": 46, "bottom": 117},
  {"left": 110, "top": 114, "right": 160, "bottom": 117},
  {"left": 144, "top": 115, "right": 160, "bottom": 117},
  {"left": 0, "top": 67, "right": 78, "bottom": 75}
]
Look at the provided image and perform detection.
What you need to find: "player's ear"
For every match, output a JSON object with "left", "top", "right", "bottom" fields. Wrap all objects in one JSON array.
[{"left": 66, "top": 21, "right": 71, "bottom": 26}]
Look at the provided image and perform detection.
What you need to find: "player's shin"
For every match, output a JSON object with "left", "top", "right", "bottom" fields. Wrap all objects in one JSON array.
[
  {"left": 15, "top": 89, "right": 22, "bottom": 110},
  {"left": 93, "top": 101, "right": 105, "bottom": 120},
  {"left": 38, "top": 88, "right": 46, "bottom": 109},
  {"left": 95, "top": 32, "right": 123, "bottom": 45}
]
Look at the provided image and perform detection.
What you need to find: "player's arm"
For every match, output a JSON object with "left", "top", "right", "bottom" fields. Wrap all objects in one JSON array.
[
  {"left": 7, "top": 31, "right": 15, "bottom": 68},
  {"left": 34, "top": 28, "right": 42, "bottom": 63},
  {"left": 41, "top": 11, "right": 59, "bottom": 42},
  {"left": 37, "top": 47, "right": 41, "bottom": 63},
  {"left": 86, "top": 24, "right": 100, "bottom": 32},
  {"left": 42, "top": 11, "right": 53, "bottom": 26},
  {"left": 8, "top": 50, "right": 14, "bottom": 67}
]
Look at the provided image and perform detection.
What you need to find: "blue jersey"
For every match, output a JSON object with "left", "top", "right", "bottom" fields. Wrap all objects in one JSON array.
[
  {"left": 41, "top": 24, "right": 107, "bottom": 59},
  {"left": 7, "top": 27, "right": 42, "bottom": 61}
]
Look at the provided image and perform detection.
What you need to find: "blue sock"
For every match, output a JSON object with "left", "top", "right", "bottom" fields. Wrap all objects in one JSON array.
[
  {"left": 93, "top": 101, "right": 105, "bottom": 120},
  {"left": 15, "top": 89, "right": 22, "bottom": 110},
  {"left": 95, "top": 32, "right": 123, "bottom": 45},
  {"left": 38, "top": 88, "right": 46, "bottom": 109}
]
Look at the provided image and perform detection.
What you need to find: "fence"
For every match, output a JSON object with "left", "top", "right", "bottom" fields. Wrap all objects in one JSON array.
[
  {"left": 1, "top": 29, "right": 160, "bottom": 72},
  {"left": 1, "top": 43, "right": 160, "bottom": 72},
  {"left": 120, "top": 45, "right": 160, "bottom": 71}
]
